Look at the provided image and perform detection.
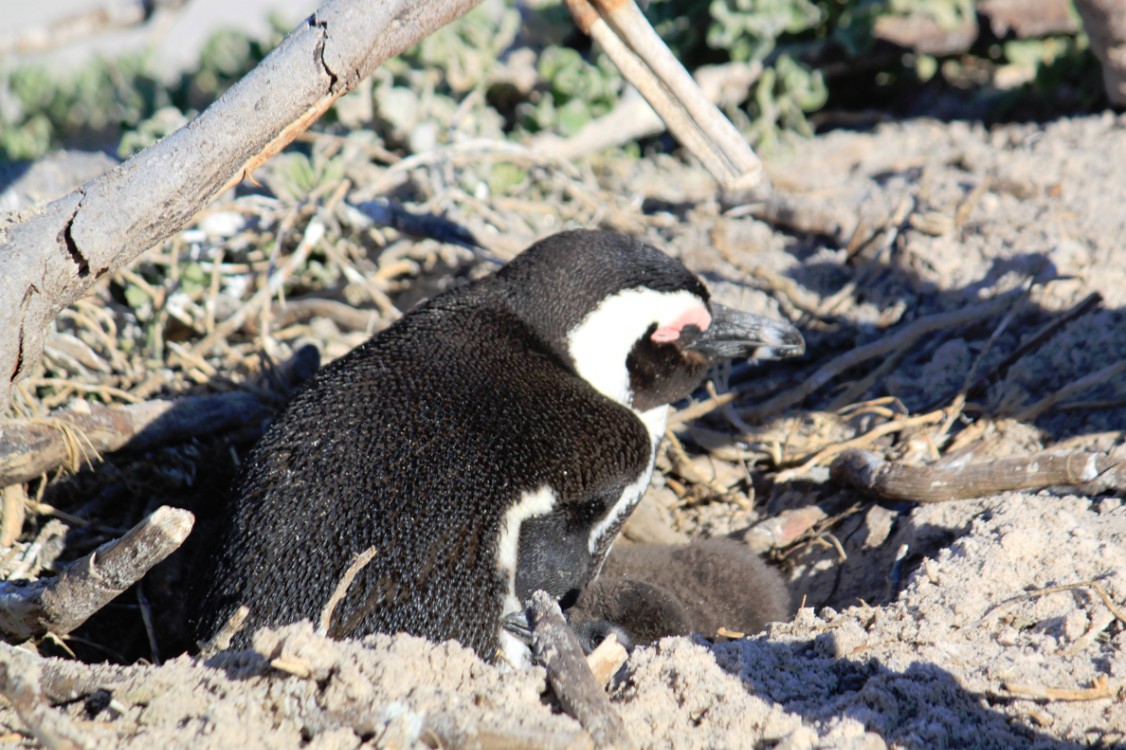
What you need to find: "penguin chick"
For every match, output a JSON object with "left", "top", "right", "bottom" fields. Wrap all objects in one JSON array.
[
  {"left": 567, "top": 538, "right": 793, "bottom": 652},
  {"left": 192, "top": 229, "right": 803, "bottom": 665}
]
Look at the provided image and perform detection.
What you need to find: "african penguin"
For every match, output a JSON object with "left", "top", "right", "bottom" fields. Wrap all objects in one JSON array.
[
  {"left": 566, "top": 538, "right": 794, "bottom": 652},
  {"left": 192, "top": 229, "right": 804, "bottom": 666}
]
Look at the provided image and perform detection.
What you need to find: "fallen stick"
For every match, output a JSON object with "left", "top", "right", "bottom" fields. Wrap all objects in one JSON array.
[
  {"left": 975, "top": 579, "right": 1126, "bottom": 629},
  {"left": 0, "top": 344, "right": 319, "bottom": 489},
  {"left": 829, "top": 448, "right": 1126, "bottom": 503},
  {"left": 955, "top": 291, "right": 1102, "bottom": 407},
  {"left": 0, "top": 393, "right": 268, "bottom": 489},
  {"left": 776, "top": 410, "right": 946, "bottom": 482},
  {"left": 530, "top": 591, "right": 633, "bottom": 750},
  {"left": 1003, "top": 674, "right": 1116, "bottom": 702},
  {"left": 0, "top": 506, "right": 195, "bottom": 643},
  {"left": 1012, "top": 359, "right": 1126, "bottom": 421}
]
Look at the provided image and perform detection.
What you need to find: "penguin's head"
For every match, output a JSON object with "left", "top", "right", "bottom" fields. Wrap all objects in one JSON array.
[{"left": 495, "top": 230, "right": 804, "bottom": 415}]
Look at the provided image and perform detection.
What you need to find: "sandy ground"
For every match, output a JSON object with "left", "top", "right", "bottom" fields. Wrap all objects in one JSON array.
[{"left": 1, "top": 110, "right": 1123, "bottom": 748}]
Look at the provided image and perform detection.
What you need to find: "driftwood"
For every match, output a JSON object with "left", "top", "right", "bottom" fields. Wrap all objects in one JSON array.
[
  {"left": 530, "top": 590, "right": 632, "bottom": 750},
  {"left": 0, "top": 506, "right": 194, "bottom": 643},
  {"left": 830, "top": 448, "right": 1126, "bottom": 503},
  {"left": 0, "top": 0, "right": 485, "bottom": 416}
]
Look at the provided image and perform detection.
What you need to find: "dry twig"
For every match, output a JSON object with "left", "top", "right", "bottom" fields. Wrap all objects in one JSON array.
[
  {"left": 0, "top": 507, "right": 195, "bottom": 643},
  {"left": 1011, "top": 359, "right": 1126, "bottom": 421},
  {"left": 563, "top": 0, "right": 761, "bottom": 192},
  {"left": 530, "top": 591, "right": 633, "bottom": 750},
  {"left": 1003, "top": 674, "right": 1116, "bottom": 702},
  {"left": 776, "top": 410, "right": 946, "bottom": 482},
  {"left": 830, "top": 448, "right": 1126, "bottom": 502},
  {"left": 318, "top": 546, "right": 378, "bottom": 636},
  {"left": 0, "top": 345, "right": 319, "bottom": 489}
]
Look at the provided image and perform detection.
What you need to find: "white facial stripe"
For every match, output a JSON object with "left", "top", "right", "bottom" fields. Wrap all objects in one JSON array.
[
  {"left": 496, "top": 486, "right": 556, "bottom": 659},
  {"left": 566, "top": 288, "right": 709, "bottom": 407},
  {"left": 586, "top": 403, "right": 666, "bottom": 557},
  {"left": 497, "top": 486, "right": 556, "bottom": 586}
]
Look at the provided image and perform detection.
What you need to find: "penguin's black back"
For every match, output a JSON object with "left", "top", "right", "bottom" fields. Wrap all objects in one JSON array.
[{"left": 194, "top": 240, "right": 658, "bottom": 657}]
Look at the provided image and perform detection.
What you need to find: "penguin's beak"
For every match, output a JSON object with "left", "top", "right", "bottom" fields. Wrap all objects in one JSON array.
[{"left": 688, "top": 304, "right": 804, "bottom": 362}]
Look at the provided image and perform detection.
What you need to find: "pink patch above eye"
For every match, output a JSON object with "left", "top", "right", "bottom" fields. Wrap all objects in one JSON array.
[{"left": 651, "top": 306, "right": 712, "bottom": 343}]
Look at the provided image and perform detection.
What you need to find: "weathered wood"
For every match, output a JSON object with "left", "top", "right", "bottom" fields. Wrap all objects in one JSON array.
[
  {"left": 530, "top": 591, "right": 633, "bottom": 750},
  {"left": 830, "top": 448, "right": 1126, "bottom": 503},
  {"left": 1075, "top": 0, "right": 1126, "bottom": 105},
  {"left": 0, "top": 0, "right": 484, "bottom": 415},
  {"left": 0, "top": 506, "right": 195, "bottom": 643},
  {"left": 563, "top": 0, "right": 762, "bottom": 192}
]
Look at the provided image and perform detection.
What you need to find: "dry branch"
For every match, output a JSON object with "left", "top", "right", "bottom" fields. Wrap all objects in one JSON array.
[
  {"left": 1075, "top": 0, "right": 1126, "bottom": 105},
  {"left": 563, "top": 0, "right": 761, "bottom": 192},
  {"left": 1003, "top": 674, "right": 1116, "bottom": 703},
  {"left": 0, "top": 344, "right": 319, "bottom": 489},
  {"left": 530, "top": 591, "right": 633, "bottom": 750},
  {"left": 0, "top": 393, "right": 266, "bottom": 488},
  {"left": 0, "top": 0, "right": 485, "bottom": 415},
  {"left": 830, "top": 448, "right": 1126, "bottom": 503},
  {"left": 0, "top": 506, "right": 194, "bottom": 643}
]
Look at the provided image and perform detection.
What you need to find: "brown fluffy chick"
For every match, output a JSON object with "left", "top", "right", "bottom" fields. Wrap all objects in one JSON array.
[{"left": 567, "top": 537, "right": 792, "bottom": 651}]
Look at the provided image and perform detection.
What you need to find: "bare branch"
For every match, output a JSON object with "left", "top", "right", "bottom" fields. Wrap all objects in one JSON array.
[
  {"left": 563, "top": 0, "right": 761, "bottom": 192},
  {"left": 530, "top": 590, "right": 633, "bottom": 750},
  {"left": 830, "top": 448, "right": 1126, "bottom": 503},
  {"left": 0, "top": 0, "right": 484, "bottom": 415},
  {"left": 0, "top": 506, "right": 195, "bottom": 643}
]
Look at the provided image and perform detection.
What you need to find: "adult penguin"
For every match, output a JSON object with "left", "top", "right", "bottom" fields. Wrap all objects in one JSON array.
[{"left": 193, "top": 229, "right": 803, "bottom": 665}]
